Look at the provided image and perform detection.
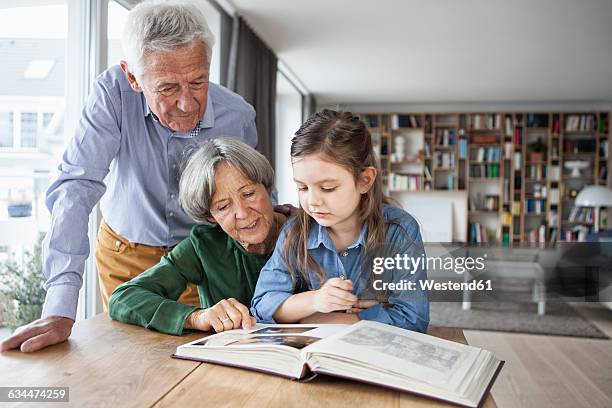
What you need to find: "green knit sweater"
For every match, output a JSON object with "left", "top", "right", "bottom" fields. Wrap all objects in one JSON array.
[{"left": 108, "top": 223, "right": 270, "bottom": 335}]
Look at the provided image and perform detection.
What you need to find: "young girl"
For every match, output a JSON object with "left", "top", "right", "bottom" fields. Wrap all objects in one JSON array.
[{"left": 251, "top": 109, "right": 429, "bottom": 332}]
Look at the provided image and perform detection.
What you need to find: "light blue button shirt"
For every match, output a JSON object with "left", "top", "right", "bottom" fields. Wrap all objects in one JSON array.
[
  {"left": 251, "top": 204, "right": 429, "bottom": 332},
  {"left": 42, "top": 65, "right": 257, "bottom": 320}
]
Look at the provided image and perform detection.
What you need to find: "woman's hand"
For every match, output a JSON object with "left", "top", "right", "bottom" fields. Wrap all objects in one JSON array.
[
  {"left": 185, "top": 298, "right": 256, "bottom": 332},
  {"left": 313, "top": 278, "right": 358, "bottom": 313}
]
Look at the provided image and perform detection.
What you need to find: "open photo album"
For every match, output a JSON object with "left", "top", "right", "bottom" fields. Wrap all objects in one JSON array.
[{"left": 174, "top": 320, "right": 503, "bottom": 408}]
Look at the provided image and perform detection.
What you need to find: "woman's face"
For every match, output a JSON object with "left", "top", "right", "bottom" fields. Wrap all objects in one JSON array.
[{"left": 209, "top": 162, "right": 275, "bottom": 252}]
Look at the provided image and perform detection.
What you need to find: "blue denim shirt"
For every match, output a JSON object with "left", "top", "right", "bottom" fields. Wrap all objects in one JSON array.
[
  {"left": 251, "top": 204, "right": 429, "bottom": 332},
  {"left": 41, "top": 65, "right": 257, "bottom": 320}
]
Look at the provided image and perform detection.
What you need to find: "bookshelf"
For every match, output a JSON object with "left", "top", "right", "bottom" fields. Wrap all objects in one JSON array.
[{"left": 360, "top": 111, "right": 611, "bottom": 244}]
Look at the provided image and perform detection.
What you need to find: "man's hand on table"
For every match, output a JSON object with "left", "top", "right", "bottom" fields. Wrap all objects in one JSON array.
[{"left": 0, "top": 316, "right": 74, "bottom": 352}]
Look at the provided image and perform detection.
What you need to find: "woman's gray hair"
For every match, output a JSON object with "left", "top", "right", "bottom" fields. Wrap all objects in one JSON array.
[
  {"left": 122, "top": 0, "right": 215, "bottom": 77},
  {"left": 179, "top": 137, "right": 275, "bottom": 223}
]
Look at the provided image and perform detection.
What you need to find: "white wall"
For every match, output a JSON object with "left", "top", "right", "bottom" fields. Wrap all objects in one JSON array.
[
  {"left": 339, "top": 101, "right": 612, "bottom": 114},
  {"left": 394, "top": 191, "right": 468, "bottom": 243}
]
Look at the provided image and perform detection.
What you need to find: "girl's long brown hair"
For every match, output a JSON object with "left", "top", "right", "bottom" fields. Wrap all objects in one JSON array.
[{"left": 282, "top": 109, "right": 391, "bottom": 286}]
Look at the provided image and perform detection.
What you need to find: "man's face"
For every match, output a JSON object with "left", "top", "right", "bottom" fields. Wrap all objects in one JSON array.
[{"left": 129, "top": 41, "right": 210, "bottom": 132}]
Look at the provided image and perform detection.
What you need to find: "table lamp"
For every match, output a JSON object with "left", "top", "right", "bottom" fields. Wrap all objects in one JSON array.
[{"left": 575, "top": 185, "right": 612, "bottom": 232}]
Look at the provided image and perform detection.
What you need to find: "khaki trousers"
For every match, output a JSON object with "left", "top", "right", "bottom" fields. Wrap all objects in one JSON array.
[{"left": 95, "top": 220, "right": 200, "bottom": 310}]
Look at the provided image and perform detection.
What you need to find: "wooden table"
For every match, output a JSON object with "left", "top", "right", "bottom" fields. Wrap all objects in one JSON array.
[{"left": 0, "top": 314, "right": 496, "bottom": 407}]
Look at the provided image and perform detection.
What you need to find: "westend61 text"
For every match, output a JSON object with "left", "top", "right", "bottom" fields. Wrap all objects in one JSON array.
[{"left": 373, "top": 279, "right": 493, "bottom": 292}]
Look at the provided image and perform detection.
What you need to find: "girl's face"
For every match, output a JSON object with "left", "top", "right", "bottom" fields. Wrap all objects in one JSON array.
[{"left": 292, "top": 153, "right": 375, "bottom": 233}]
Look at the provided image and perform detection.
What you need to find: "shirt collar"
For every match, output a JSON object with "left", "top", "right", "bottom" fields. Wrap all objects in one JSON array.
[
  {"left": 307, "top": 219, "right": 368, "bottom": 251},
  {"left": 142, "top": 89, "right": 215, "bottom": 133}
]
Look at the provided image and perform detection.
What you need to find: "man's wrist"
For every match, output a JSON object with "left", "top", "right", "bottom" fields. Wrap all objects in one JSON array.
[{"left": 41, "top": 285, "right": 80, "bottom": 320}]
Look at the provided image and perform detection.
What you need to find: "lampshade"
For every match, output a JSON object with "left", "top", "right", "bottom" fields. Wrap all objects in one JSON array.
[{"left": 575, "top": 185, "right": 612, "bottom": 207}]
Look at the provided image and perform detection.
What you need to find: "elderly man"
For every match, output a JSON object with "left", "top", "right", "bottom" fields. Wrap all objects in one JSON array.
[{"left": 1, "top": 1, "right": 258, "bottom": 352}]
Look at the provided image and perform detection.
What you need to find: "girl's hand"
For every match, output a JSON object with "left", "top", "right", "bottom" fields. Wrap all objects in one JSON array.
[
  {"left": 185, "top": 298, "right": 256, "bottom": 332},
  {"left": 313, "top": 278, "right": 358, "bottom": 313},
  {"left": 346, "top": 300, "right": 390, "bottom": 314}
]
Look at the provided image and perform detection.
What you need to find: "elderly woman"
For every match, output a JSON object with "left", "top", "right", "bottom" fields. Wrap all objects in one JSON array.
[{"left": 109, "top": 138, "right": 285, "bottom": 335}]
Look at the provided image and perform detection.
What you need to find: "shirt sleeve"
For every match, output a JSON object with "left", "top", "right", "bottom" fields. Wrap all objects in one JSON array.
[
  {"left": 108, "top": 238, "right": 204, "bottom": 335},
  {"left": 250, "top": 229, "right": 296, "bottom": 323},
  {"left": 358, "top": 216, "right": 430, "bottom": 333},
  {"left": 41, "top": 74, "right": 122, "bottom": 320},
  {"left": 242, "top": 106, "right": 257, "bottom": 148}
]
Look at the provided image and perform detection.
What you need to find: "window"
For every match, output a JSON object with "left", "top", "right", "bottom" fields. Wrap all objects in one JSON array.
[
  {"left": 275, "top": 70, "right": 304, "bottom": 206},
  {"left": 42, "top": 112, "right": 54, "bottom": 128},
  {"left": 0, "top": 112, "right": 13, "bottom": 148},
  {"left": 0, "top": 1, "right": 67, "bottom": 299},
  {"left": 107, "top": 1, "right": 128, "bottom": 69},
  {"left": 20, "top": 112, "right": 38, "bottom": 148}
]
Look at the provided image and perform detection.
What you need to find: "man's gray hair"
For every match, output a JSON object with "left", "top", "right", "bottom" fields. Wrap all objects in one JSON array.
[
  {"left": 179, "top": 137, "right": 275, "bottom": 223},
  {"left": 122, "top": 0, "right": 215, "bottom": 77}
]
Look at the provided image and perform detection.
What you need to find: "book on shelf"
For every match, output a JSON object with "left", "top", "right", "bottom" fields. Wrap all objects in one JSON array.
[
  {"left": 513, "top": 152, "right": 522, "bottom": 169},
  {"left": 502, "top": 231, "right": 510, "bottom": 246},
  {"left": 551, "top": 144, "right": 559, "bottom": 159},
  {"left": 527, "top": 224, "right": 546, "bottom": 244},
  {"left": 484, "top": 194, "right": 500, "bottom": 211},
  {"left": 472, "top": 147, "right": 500, "bottom": 162},
  {"left": 565, "top": 114, "right": 596, "bottom": 132},
  {"left": 600, "top": 114, "right": 609, "bottom": 134},
  {"left": 512, "top": 201, "right": 521, "bottom": 215},
  {"left": 389, "top": 173, "right": 421, "bottom": 192},
  {"left": 469, "top": 223, "right": 488, "bottom": 243},
  {"left": 532, "top": 185, "right": 547, "bottom": 199},
  {"left": 560, "top": 226, "right": 589, "bottom": 242},
  {"left": 504, "top": 116, "right": 513, "bottom": 136},
  {"left": 435, "top": 129, "right": 457, "bottom": 146},
  {"left": 173, "top": 321, "right": 503, "bottom": 408},
  {"left": 526, "top": 113, "right": 549, "bottom": 128},
  {"left": 552, "top": 115, "right": 561, "bottom": 134},
  {"left": 527, "top": 164, "right": 547, "bottom": 180},
  {"left": 504, "top": 142, "right": 512, "bottom": 159},
  {"left": 469, "top": 163, "right": 499, "bottom": 178},
  {"left": 424, "top": 165, "right": 432, "bottom": 180},
  {"left": 525, "top": 199, "right": 546, "bottom": 214},
  {"left": 458, "top": 139, "right": 468, "bottom": 159},
  {"left": 514, "top": 127, "right": 523, "bottom": 145},
  {"left": 599, "top": 166, "right": 608, "bottom": 182},
  {"left": 549, "top": 165, "right": 560, "bottom": 181},
  {"left": 502, "top": 211, "right": 512, "bottom": 225},
  {"left": 503, "top": 179, "right": 510, "bottom": 204},
  {"left": 549, "top": 228, "right": 558, "bottom": 244},
  {"left": 601, "top": 140, "right": 609, "bottom": 159},
  {"left": 435, "top": 151, "right": 456, "bottom": 168},
  {"left": 564, "top": 139, "right": 596, "bottom": 153},
  {"left": 548, "top": 210, "right": 558, "bottom": 228},
  {"left": 392, "top": 114, "right": 420, "bottom": 129},
  {"left": 568, "top": 207, "right": 594, "bottom": 224},
  {"left": 471, "top": 113, "right": 501, "bottom": 130},
  {"left": 363, "top": 115, "right": 379, "bottom": 128},
  {"left": 549, "top": 188, "right": 560, "bottom": 205}
]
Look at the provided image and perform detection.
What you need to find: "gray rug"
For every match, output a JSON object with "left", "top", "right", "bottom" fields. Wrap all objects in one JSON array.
[{"left": 430, "top": 301, "right": 609, "bottom": 339}]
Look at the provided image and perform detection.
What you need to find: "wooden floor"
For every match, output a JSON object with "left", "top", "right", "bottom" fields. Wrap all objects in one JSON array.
[{"left": 464, "top": 303, "right": 612, "bottom": 408}]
